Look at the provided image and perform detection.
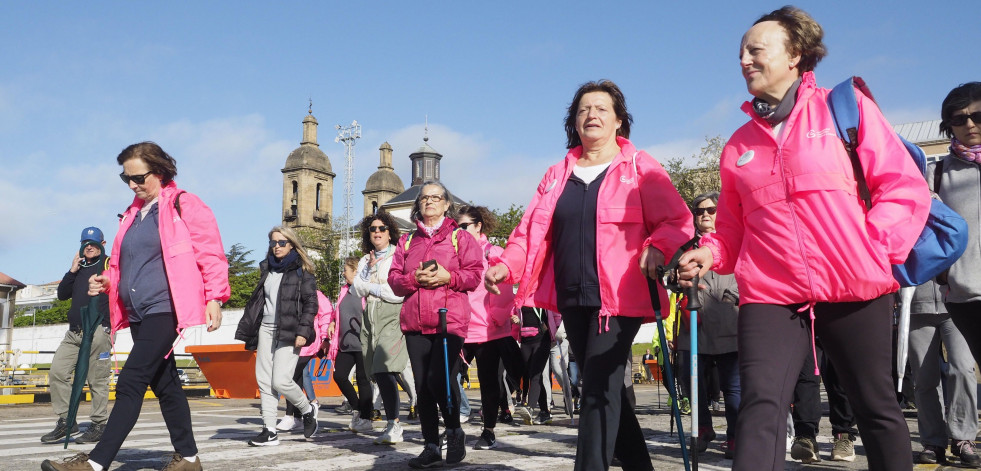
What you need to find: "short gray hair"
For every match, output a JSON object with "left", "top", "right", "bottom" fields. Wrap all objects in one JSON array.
[{"left": 411, "top": 180, "right": 457, "bottom": 222}]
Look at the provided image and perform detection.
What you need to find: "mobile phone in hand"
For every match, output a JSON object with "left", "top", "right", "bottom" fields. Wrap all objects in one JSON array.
[{"left": 422, "top": 259, "right": 437, "bottom": 271}]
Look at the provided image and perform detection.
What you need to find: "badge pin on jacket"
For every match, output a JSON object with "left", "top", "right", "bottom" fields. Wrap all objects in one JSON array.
[{"left": 736, "top": 150, "right": 755, "bottom": 167}]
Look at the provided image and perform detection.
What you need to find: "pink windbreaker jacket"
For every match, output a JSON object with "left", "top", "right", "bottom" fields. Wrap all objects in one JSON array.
[
  {"left": 300, "top": 291, "right": 334, "bottom": 357},
  {"left": 464, "top": 235, "right": 516, "bottom": 344},
  {"left": 494, "top": 137, "right": 694, "bottom": 328},
  {"left": 389, "top": 217, "right": 484, "bottom": 338},
  {"left": 326, "top": 284, "right": 366, "bottom": 361},
  {"left": 701, "top": 72, "right": 930, "bottom": 305},
  {"left": 106, "top": 182, "right": 230, "bottom": 336}
]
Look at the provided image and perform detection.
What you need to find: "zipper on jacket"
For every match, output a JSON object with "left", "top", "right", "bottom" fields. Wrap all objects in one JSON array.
[
  {"left": 776, "top": 146, "right": 818, "bottom": 299},
  {"left": 580, "top": 181, "right": 589, "bottom": 305}
]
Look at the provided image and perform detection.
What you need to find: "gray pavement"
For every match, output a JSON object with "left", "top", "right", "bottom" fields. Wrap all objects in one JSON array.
[{"left": 0, "top": 384, "right": 953, "bottom": 470}]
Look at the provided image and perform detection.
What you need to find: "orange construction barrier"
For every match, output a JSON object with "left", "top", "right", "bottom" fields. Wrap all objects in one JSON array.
[
  {"left": 185, "top": 344, "right": 341, "bottom": 399},
  {"left": 644, "top": 359, "right": 663, "bottom": 381}
]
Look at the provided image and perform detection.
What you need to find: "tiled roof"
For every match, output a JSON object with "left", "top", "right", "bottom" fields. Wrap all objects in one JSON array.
[
  {"left": 0, "top": 272, "right": 26, "bottom": 288},
  {"left": 894, "top": 120, "right": 945, "bottom": 144}
]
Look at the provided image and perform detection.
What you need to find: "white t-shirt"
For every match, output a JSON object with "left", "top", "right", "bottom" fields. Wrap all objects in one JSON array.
[{"left": 573, "top": 161, "right": 612, "bottom": 185}]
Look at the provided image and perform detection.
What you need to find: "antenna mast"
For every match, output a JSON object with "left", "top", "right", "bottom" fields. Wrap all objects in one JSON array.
[{"left": 335, "top": 120, "right": 361, "bottom": 264}]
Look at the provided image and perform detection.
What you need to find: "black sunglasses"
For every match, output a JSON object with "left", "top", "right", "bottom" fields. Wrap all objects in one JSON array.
[
  {"left": 269, "top": 240, "right": 290, "bottom": 247},
  {"left": 694, "top": 207, "right": 717, "bottom": 216},
  {"left": 949, "top": 112, "right": 981, "bottom": 127},
  {"left": 458, "top": 222, "right": 474, "bottom": 230},
  {"left": 368, "top": 225, "right": 388, "bottom": 233},
  {"left": 119, "top": 171, "right": 154, "bottom": 185}
]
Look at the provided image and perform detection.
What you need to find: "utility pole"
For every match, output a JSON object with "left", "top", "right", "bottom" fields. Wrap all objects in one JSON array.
[{"left": 335, "top": 120, "right": 361, "bottom": 282}]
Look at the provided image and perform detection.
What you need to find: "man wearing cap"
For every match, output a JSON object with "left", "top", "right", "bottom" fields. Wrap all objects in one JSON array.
[{"left": 42, "top": 227, "right": 112, "bottom": 444}]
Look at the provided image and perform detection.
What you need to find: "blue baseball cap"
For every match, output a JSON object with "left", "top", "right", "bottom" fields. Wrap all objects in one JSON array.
[{"left": 80, "top": 227, "right": 104, "bottom": 243}]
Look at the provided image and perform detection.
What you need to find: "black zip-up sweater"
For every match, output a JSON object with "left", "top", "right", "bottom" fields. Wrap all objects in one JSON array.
[
  {"left": 57, "top": 254, "right": 111, "bottom": 330},
  {"left": 551, "top": 168, "right": 608, "bottom": 311}
]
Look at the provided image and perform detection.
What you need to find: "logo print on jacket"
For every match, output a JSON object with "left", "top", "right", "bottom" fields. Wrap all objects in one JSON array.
[
  {"left": 736, "top": 150, "right": 754, "bottom": 167},
  {"left": 806, "top": 128, "right": 835, "bottom": 138}
]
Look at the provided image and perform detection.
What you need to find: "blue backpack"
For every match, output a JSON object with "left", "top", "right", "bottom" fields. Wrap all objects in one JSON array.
[{"left": 827, "top": 76, "right": 968, "bottom": 287}]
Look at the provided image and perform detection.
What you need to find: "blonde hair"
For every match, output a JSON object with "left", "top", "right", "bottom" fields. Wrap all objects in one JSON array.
[{"left": 268, "top": 225, "right": 315, "bottom": 274}]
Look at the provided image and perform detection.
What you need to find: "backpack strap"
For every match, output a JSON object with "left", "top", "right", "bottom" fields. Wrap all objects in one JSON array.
[
  {"left": 174, "top": 190, "right": 187, "bottom": 217},
  {"left": 828, "top": 77, "right": 872, "bottom": 210},
  {"left": 404, "top": 228, "right": 461, "bottom": 252},
  {"left": 404, "top": 232, "right": 414, "bottom": 251},
  {"left": 934, "top": 159, "right": 945, "bottom": 193}
]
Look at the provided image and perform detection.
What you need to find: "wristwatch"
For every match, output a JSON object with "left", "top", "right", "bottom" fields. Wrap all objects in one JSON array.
[{"left": 210, "top": 299, "right": 223, "bottom": 307}]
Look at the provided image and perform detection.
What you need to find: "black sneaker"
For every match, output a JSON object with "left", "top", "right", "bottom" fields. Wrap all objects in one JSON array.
[
  {"left": 573, "top": 396, "right": 581, "bottom": 415},
  {"left": 445, "top": 427, "right": 467, "bottom": 464},
  {"left": 302, "top": 409, "right": 319, "bottom": 438},
  {"left": 956, "top": 440, "right": 981, "bottom": 467},
  {"left": 918, "top": 445, "right": 948, "bottom": 465},
  {"left": 408, "top": 444, "right": 443, "bottom": 469},
  {"left": 407, "top": 405, "right": 418, "bottom": 421},
  {"left": 371, "top": 409, "right": 383, "bottom": 421},
  {"left": 41, "top": 418, "right": 80, "bottom": 444},
  {"left": 335, "top": 401, "right": 352, "bottom": 414},
  {"left": 474, "top": 428, "right": 497, "bottom": 450},
  {"left": 498, "top": 409, "right": 513, "bottom": 424},
  {"left": 73, "top": 422, "right": 106, "bottom": 444},
  {"left": 248, "top": 428, "right": 279, "bottom": 447},
  {"left": 533, "top": 410, "right": 552, "bottom": 425}
]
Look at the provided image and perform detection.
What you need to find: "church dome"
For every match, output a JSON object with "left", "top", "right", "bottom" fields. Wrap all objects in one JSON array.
[
  {"left": 284, "top": 144, "right": 333, "bottom": 175},
  {"left": 365, "top": 168, "right": 404, "bottom": 194}
]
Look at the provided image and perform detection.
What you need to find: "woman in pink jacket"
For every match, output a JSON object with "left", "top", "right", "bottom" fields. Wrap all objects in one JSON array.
[
  {"left": 388, "top": 181, "right": 484, "bottom": 469},
  {"left": 457, "top": 205, "right": 523, "bottom": 451},
  {"left": 44, "top": 142, "right": 229, "bottom": 471},
  {"left": 485, "top": 80, "right": 693, "bottom": 471},
  {"left": 678, "top": 7, "right": 930, "bottom": 471}
]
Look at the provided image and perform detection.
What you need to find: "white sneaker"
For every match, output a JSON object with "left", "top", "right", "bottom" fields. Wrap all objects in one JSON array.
[
  {"left": 350, "top": 411, "right": 374, "bottom": 434},
  {"left": 514, "top": 406, "right": 533, "bottom": 425},
  {"left": 460, "top": 414, "right": 470, "bottom": 424},
  {"left": 310, "top": 402, "right": 320, "bottom": 419},
  {"left": 275, "top": 416, "right": 300, "bottom": 432},
  {"left": 374, "top": 421, "right": 403, "bottom": 444}
]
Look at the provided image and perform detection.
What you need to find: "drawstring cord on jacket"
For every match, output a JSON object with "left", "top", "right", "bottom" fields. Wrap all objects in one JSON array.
[{"left": 796, "top": 302, "right": 820, "bottom": 375}]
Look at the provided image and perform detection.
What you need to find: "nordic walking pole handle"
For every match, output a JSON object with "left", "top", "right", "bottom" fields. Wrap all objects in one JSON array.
[
  {"left": 646, "top": 276, "right": 662, "bottom": 312},
  {"left": 686, "top": 270, "right": 703, "bottom": 311},
  {"left": 439, "top": 308, "right": 448, "bottom": 335}
]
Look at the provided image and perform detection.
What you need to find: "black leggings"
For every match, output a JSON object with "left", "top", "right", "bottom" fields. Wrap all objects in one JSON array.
[
  {"left": 520, "top": 333, "right": 551, "bottom": 410},
  {"left": 468, "top": 336, "right": 523, "bottom": 429},
  {"left": 405, "top": 332, "right": 463, "bottom": 445},
  {"left": 374, "top": 372, "right": 401, "bottom": 420},
  {"left": 735, "top": 296, "right": 911, "bottom": 471},
  {"left": 333, "top": 350, "right": 371, "bottom": 417},
  {"left": 89, "top": 314, "right": 196, "bottom": 467},
  {"left": 286, "top": 355, "right": 314, "bottom": 418}
]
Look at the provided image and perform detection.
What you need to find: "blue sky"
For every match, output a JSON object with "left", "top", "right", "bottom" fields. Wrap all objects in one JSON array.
[{"left": 1, "top": 1, "right": 976, "bottom": 284}]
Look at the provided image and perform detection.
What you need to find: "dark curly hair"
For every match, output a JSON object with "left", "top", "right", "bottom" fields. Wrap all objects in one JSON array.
[
  {"left": 754, "top": 6, "right": 827, "bottom": 73},
  {"left": 359, "top": 210, "right": 401, "bottom": 253},
  {"left": 564, "top": 80, "right": 633, "bottom": 149},
  {"left": 116, "top": 141, "right": 178, "bottom": 184},
  {"left": 456, "top": 205, "right": 497, "bottom": 235},
  {"left": 940, "top": 82, "right": 981, "bottom": 138}
]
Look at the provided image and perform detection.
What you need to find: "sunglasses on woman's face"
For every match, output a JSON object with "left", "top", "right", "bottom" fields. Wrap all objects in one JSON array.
[
  {"left": 458, "top": 222, "right": 473, "bottom": 230},
  {"left": 950, "top": 112, "right": 981, "bottom": 127},
  {"left": 269, "top": 240, "right": 289, "bottom": 248},
  {"left": 368, "top": 225, "right": 388, "bottom": 233},
  {"left": 119, "top": 171, "right": 153, "bottom": 185},
  {"left": 695, "top": 207, "right": 717, "bottom": 216}
]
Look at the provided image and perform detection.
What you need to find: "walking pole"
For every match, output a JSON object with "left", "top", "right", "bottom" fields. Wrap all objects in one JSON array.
[
  {"left": 648, "top": 278, "right": 691, "bottom": 471},
  {"left": 686, "top": 272, "right": 703, "bottom": 471},
  {"left": 439, "top": 308, "right": 454, "bottom": 414}
]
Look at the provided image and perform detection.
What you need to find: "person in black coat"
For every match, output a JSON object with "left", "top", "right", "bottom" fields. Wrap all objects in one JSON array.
[{"left": 235, "top": 225, "right": 319, "bottom": 446}]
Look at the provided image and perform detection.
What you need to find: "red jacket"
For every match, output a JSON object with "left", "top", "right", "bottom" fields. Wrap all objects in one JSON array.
[
  {"left": 389, "top": 217, "right": 484, "bottom": 338},
  {"left": 106, "top": 182, "right": 229, "bottom": 335},
  {"left": 494, "top": 137, "right": 693, "bottom": 326}
]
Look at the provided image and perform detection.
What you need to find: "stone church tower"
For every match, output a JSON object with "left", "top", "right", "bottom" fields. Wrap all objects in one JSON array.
[
  {"left": 282, "top": 107, "right": 335, "bottom": 231},
  {"left": 362, "top": 142, "right": 405, "bottom": 216}
]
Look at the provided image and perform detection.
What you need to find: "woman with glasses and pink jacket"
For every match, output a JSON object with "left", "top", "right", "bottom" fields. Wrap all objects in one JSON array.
[{"left": 485, "top": 80, "right": 693, "bottom": 471}]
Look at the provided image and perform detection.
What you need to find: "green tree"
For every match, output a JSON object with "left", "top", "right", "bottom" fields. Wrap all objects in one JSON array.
[
  {"left": 489, "top": 204, "right": 525, "bottom": 247},
  {"left": 664, "top": 135, "right": 725, "bottom": 204},
  {"left": 295, "top": 219, "right": 350, "bottom": 300},
  {"left": 224, "top": 243, "right": 259, "bottom": 309},
  {"left": 13, "top": 299, "right": 70, "bottom": 327}
]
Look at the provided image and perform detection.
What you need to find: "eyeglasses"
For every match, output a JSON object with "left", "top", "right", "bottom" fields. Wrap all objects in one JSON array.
[
  {"left": 694, "top": 207, "right": 717, "bottom": 216},
  {"left": 458, "top": 222, "right": 473, "bottom": 230},
  {"left": 269, "top": 240, "right": 290, "bottom": 248},
  {"left": 368, "top": 225, "right": 388, "bottom": 233},
  {"left": 420, "top": 194, "right": 444, "bottom": 202},
  {"left": 119, "top": 171, "right": 153, "bottom": 185},
  {"left": 949, "top": 112, "right": 981, "bottom": 127}
]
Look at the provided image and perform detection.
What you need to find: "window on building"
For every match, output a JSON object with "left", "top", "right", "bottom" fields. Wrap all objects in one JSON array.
[
  {"left": 316, "top": 183, "right": 322, "bottom": 211},
  {"left": 372, "top": 201, "right": 378, "bottom": 214},
  {"left": 291, "top": 181, "right": 298, "bottom": 216}
]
